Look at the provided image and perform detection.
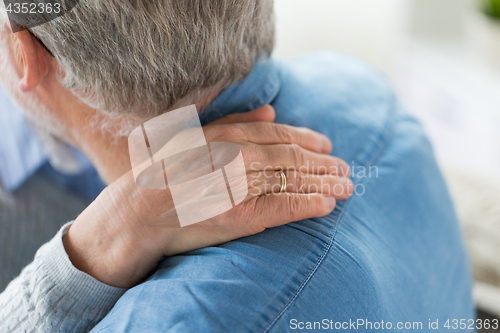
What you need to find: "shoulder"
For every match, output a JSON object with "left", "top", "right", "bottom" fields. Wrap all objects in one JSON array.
[
  {"left": 272, "top": 51, "right": 402, "bottom": 166},
  {"left": 278, "top": 51, "right": 392, "bottom": 94}
]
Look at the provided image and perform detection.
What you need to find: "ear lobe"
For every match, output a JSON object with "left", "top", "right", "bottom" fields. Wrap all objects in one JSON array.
[{"left": 14, "top": 30, "right": 50, "bottom": 92}]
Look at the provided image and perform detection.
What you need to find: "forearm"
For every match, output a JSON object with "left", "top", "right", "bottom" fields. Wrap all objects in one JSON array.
[{"left": 0, "top": 222, "right": 125, "bottom": 333}]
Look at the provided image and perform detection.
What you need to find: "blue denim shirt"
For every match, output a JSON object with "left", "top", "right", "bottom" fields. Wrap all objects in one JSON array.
[
  {"left": 93, "top": 52, "right": 474, "bottom": 332},
  {"left": 0, "top": 88, "right": 46, "bottom": 192},
  {"left": 0, "top": 86, "right": 105, "bottom": 202}
]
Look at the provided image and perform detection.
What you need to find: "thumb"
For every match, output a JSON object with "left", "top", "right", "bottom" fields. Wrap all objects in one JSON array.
[{"left": 207, "top": 105, "right": 276, "bottom": 126}]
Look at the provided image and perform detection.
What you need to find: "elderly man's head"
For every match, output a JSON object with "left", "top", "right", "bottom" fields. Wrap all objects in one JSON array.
[{"left": 0, "top": 0, "right": 274, "bottom": 181}]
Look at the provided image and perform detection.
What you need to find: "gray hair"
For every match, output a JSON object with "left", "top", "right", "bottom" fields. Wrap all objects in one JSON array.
[{"left": 31, "top": 0, "right": 275, "bottom": 119}]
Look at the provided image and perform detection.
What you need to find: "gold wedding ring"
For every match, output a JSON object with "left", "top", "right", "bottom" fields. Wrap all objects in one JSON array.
[{"left": 279, "top": 170, "right": 287, "bottom": 193}]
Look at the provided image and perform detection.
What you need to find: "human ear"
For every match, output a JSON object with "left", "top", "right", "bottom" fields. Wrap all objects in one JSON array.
[{"left": 12, "top": 30, "right": 50, "bottom": 92}]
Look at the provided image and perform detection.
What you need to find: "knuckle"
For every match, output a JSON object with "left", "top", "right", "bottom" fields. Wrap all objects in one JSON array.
[
  {"left": 206, "top": 124, "right": 241, "bottom": 142},
  {"left": 286, "top": 194, "right": 304, "bottom": 218},
  {"left": 290, "top": 144, "right": 306, "bottom": 167},
  {"left": 242, "top": 144, "right": 260, "bottom": 165},
  {"left": 247, "top": 172, "right": 260, "bottom": 186},
  {"left": 295, "top": 172, "right": 308, "bottom": 193},
  {"left": 250, "top": 197, "right": 269, "bottom": 232},
  {"left": 275, "top": 124, "right": 294, "bottom": 144}
]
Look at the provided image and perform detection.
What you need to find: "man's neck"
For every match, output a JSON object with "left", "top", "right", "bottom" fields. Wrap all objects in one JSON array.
[{"left": 72, "top": 88, "right": 224, "bottom": 184}]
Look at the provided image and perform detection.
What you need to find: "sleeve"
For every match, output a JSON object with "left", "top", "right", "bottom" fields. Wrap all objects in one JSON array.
[{"left": 0, "top": 222, "right": 126, "bottom": 333}]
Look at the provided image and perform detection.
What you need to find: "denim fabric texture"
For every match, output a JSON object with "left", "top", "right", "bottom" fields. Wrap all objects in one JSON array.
[
  {"left": 0, "top": 88, "right": 46, "bottom": 192},
  {"left": 92, "top": 52, "right": 474, "bottom": 333},
  {"left": 0, "top": 86, "right": 106, "bottom": 202}
]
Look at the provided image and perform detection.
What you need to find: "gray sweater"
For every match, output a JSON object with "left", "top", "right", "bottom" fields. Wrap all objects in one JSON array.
[{"left": 0, "top": 222, "right": 125, "bottom": 332}]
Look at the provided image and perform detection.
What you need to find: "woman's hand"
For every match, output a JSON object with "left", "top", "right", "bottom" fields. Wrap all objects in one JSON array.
[{"left": 63, "top": 106, "right": 353, "bottom": 288}]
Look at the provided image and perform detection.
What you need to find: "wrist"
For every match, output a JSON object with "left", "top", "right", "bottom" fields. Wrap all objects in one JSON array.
[{"left": 63, "top": 199, "right": 165, "bottom": 289}]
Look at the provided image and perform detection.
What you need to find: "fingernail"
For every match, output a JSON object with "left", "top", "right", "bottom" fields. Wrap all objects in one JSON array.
[
  {"left": 340, "top": 177, "right": 353, "bottom": 195},
  {"left": 327, "top": 196, "right": 336, "bottom": 209}
]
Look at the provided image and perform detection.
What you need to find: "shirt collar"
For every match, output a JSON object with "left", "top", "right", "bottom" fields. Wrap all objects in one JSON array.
[
  {"left": 0, "top": 88, "right": 46, "bottom": 192},
  {"left": 200, "top": 58, "right": 281, "bottom": 125},
  {"left": 0, "top": 86, "right": 93, "bottom": 193}
]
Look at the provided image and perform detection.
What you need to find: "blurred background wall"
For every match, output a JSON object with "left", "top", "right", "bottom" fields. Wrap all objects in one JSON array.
[
  {"left": 274, "top": 0, "right": 408, "bottom": 73},
  {"left": 274, "top": 0, "right": 500, "bottom": 176},
  {"left": 274, "top": 0, "right": 500, "bottom": 323}
]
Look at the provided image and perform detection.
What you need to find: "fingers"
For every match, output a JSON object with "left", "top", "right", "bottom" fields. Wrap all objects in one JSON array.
[
  {"left": 237, "top": 122, "right": 333, "bottom": 154},
  {"left": 207, "top": 105, "right": 276, "bottom": 126},
  {"left": 248, "top": 170, "right": 353, "bottom": 200},
  {"left": 206, "top": 122, "right": 333, "bottom": 155},
  {"left": 247, "top": 144, "right": 350, "bottom": 177},
  {"left": 255, "top": 193, "right": 336, "bottom": 229}
]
